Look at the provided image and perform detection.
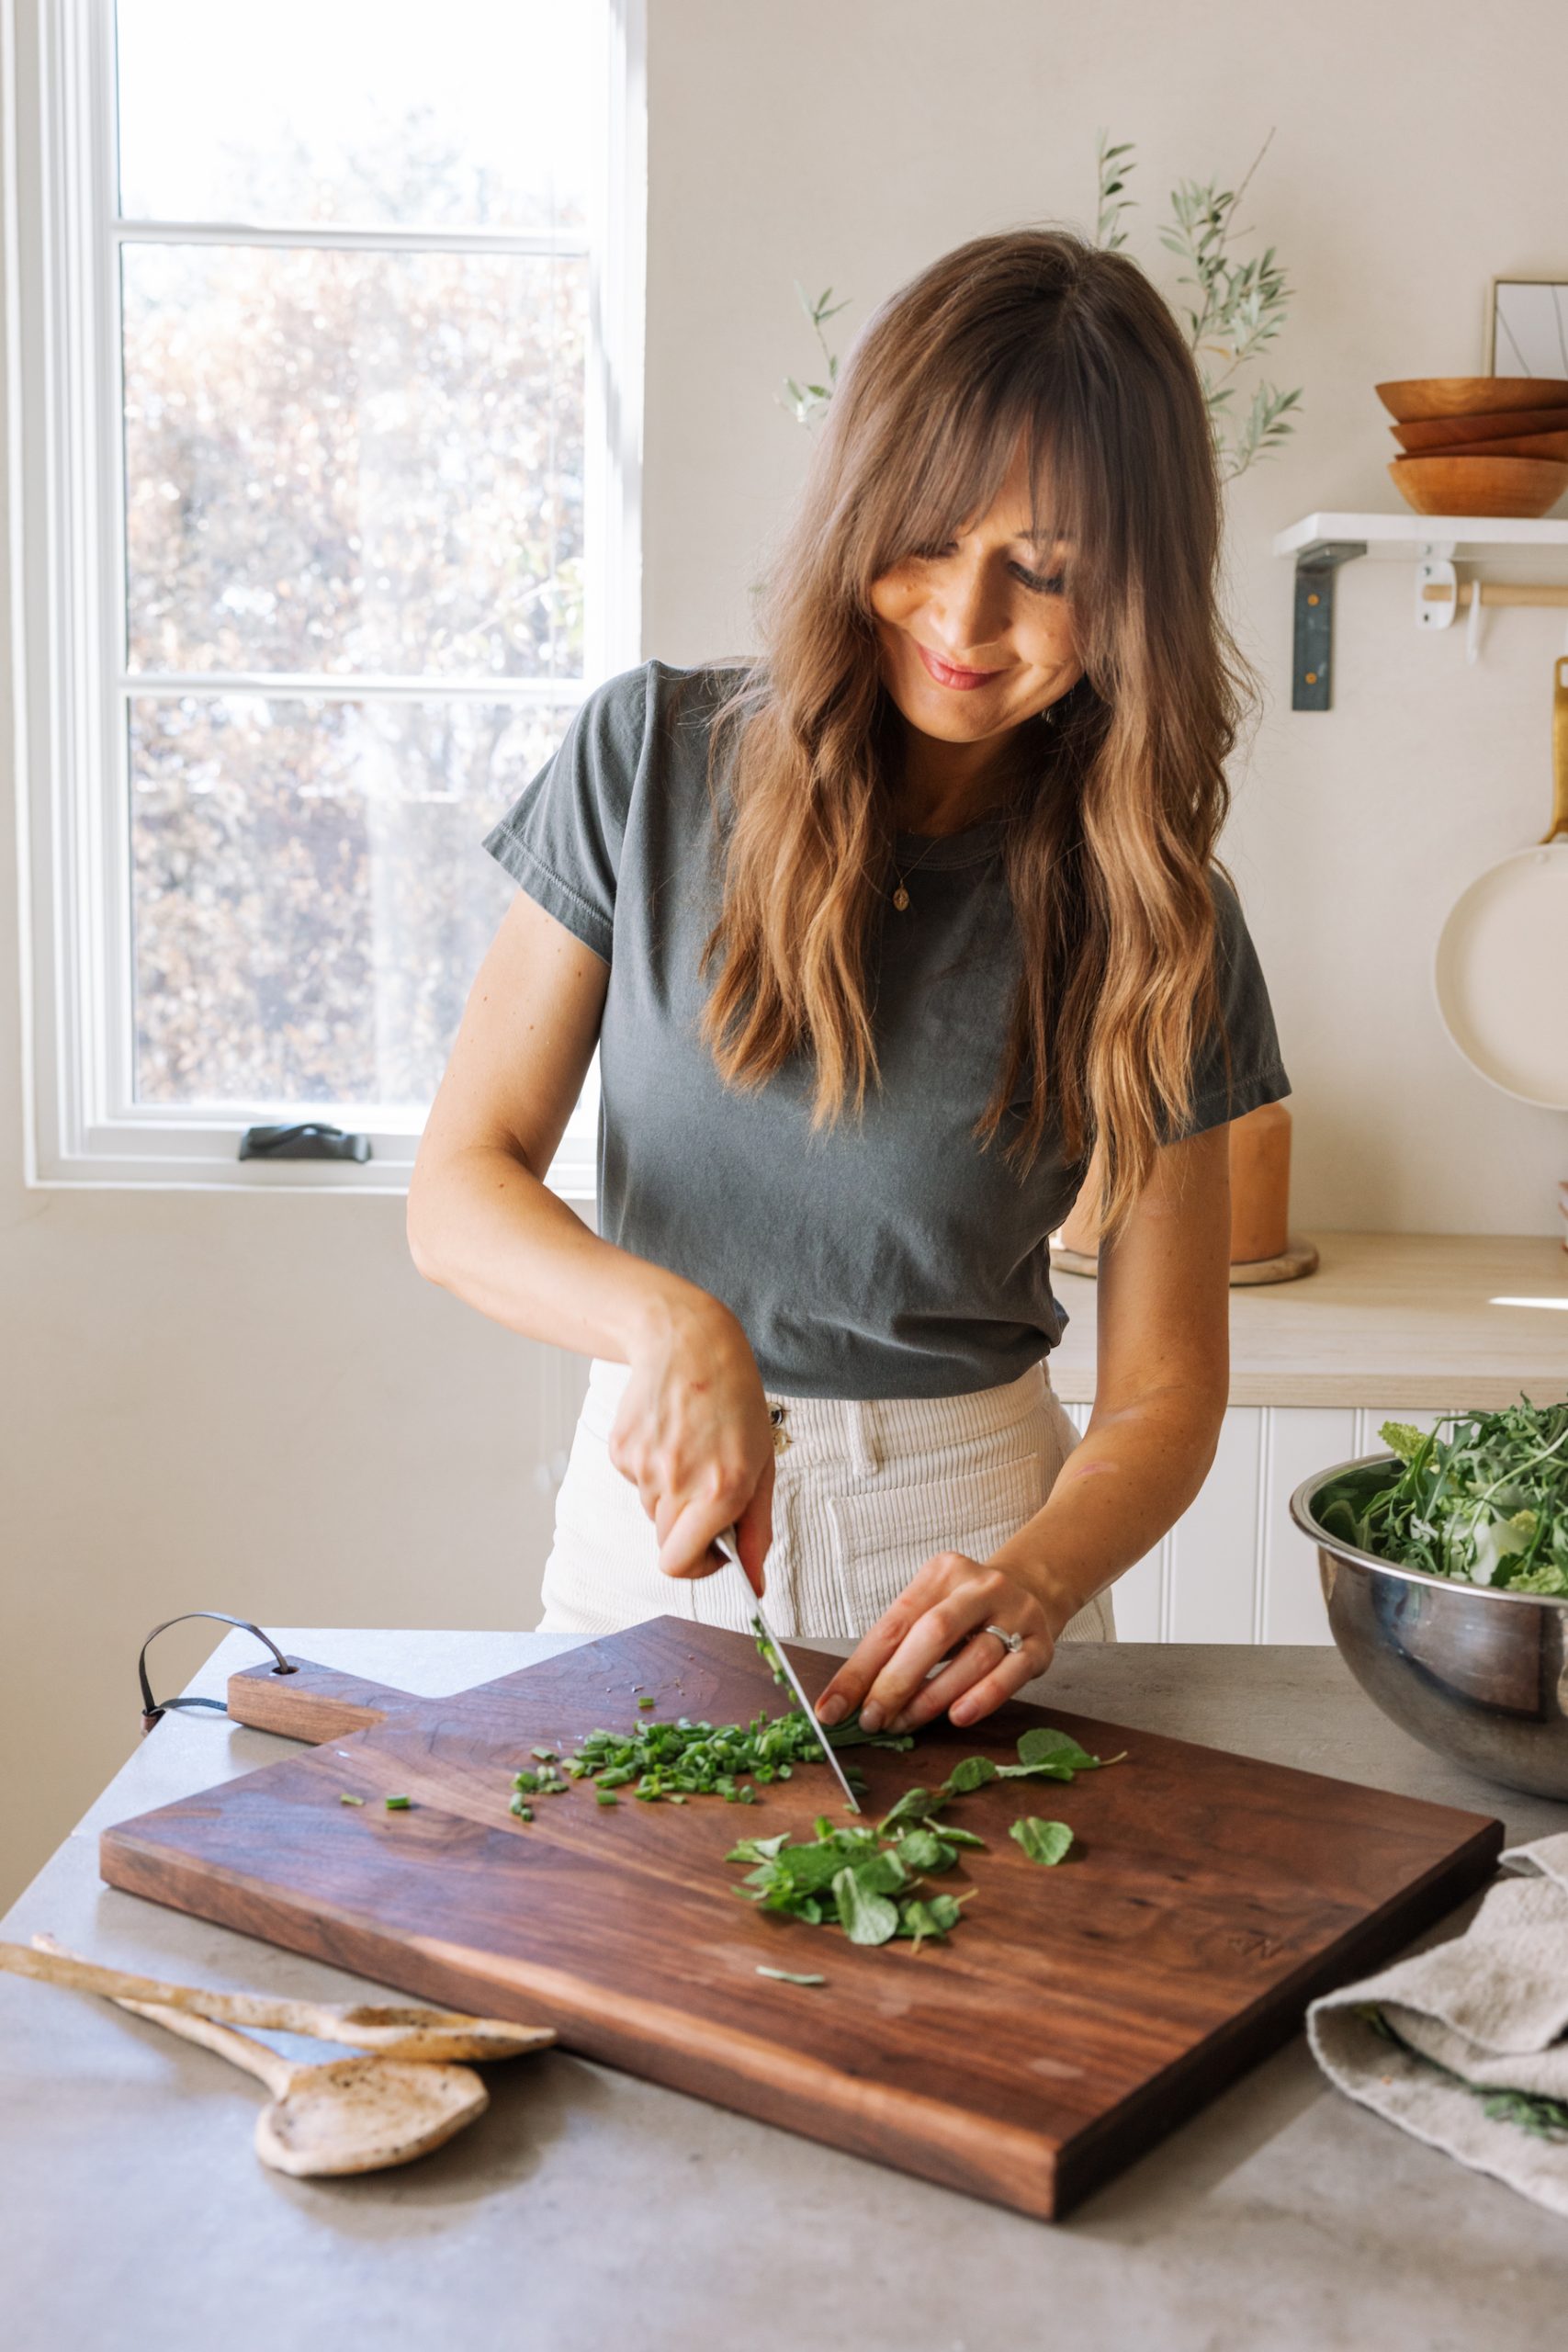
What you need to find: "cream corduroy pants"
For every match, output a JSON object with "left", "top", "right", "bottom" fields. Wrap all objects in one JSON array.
[{"left": 536, "top": 1354, "right": 1116, "bottom": 1645}]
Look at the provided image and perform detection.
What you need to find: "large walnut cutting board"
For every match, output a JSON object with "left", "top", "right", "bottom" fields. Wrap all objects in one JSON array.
[{"left": 99, "top": 1619, "right": 1501, "bottom": 2219}]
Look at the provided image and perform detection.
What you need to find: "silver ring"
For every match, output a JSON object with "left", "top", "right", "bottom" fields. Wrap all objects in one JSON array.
[{"left": 982, "top": 1623, "right": 1024, "bottom": 1656}]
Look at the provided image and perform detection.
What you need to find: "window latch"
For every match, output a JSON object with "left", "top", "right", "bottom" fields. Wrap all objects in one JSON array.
[{"left": 238, "top": 1121, "right": 372, "bottom": 1163}]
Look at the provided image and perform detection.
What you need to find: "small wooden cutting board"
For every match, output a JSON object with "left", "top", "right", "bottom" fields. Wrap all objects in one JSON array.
[{"left": 99, "top": 1619, "right": 1501, "bottom": 2219}]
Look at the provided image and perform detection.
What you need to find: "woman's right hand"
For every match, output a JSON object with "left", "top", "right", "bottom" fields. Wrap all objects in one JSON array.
[{"left": 608, "top": 1285, "right": 776, "bottom": 1597}]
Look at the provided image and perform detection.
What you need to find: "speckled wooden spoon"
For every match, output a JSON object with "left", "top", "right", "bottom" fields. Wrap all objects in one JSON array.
[
  {"left": 19, "top": 1938, "right": 488, "bottom": 2176},
  {"left": 0, "top": 1936, "right": 553, "bottom": 2062}
]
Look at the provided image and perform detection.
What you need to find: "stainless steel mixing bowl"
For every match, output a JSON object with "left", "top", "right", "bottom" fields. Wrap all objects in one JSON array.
[{"left": 1290, "top": 1452, "right": 1568, "bottom": 1801}]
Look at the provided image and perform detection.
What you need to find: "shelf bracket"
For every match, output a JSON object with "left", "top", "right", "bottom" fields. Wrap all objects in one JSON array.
[{"left": 1292, "top": 538, "right": 1368, "bottom": 711}]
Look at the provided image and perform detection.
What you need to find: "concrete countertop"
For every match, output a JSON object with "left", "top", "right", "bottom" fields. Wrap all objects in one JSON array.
[{"left": 5, "top": 1627, "right": 1566, "bottom": 2352}]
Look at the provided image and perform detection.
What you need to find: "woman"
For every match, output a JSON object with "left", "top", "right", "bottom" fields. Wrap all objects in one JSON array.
[{"left": 406, "top": 226, "right": 1291, "bottom": 1739}]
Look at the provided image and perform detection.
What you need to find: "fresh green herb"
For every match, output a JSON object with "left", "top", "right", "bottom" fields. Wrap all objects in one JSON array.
[
  {"left": 897, "top": 1900, "right": 944, "bottom": 1951},
  {"left": 893, "top": 1827, "right": 955, "bottom": 1873},
  {"left": 509, "top": 1797, "right": 533, "bottom": 1821},
  {"left": 637, "top": 1695, "right": 657, "bottom": 1710},
  {"left": 897, "top": 1890, "right": 974, "bottom": 1949},
  {"left": 545, "top": 1696, "right": 904, "bottom": 1812},
  {"left": 878, "top": 1785, "right": 941, "bottom": 1836},
  {"left": 728, "top": 1831, "right": 792, "bottom": 1864},
  {"left": 1010, "top": 1817, "right": 1074, "bottom": 1866},
  {"left": 928, "top": 1818, "right": 987, "bottom": 1849},
  {"left": 755, "top": 1966, "right": 827, "bottom": 1985},
  {"left": 1017, "top": 1724, "right": 1088, "bottom": 1768},
  {"left": 729, "top": 1815, "right": 976, "bottom": 1951},
  {"left": 821, "top": 1718, "right": 915, "bottom": 1754},
  {"left": 752, "top": 1620, "right": 789, "bottom": 1684},
  {"left": 999, "top": 1726, "right": 1125, "bottom": 1779},
  {"left": 1314, "top": 1398, "right": 1568, "bottom": 1596},
  {"left": 531, "top": 1747, "right": 558, "bottom": 1762},
  {"left": 1360, "top": 2004, "right": 1568, "bottom": 2142},
  {"left": 384, "top": 1794, "right": 412, "bottom": 1811},
  {"left": 832, "top": 1868, "right": 901, "bottom": 1946},
  {"left": 338, "top": 1792, "right": 365, "bottom": 1806},
  {"left": 944, "top": 1756, "right": 998, "bottom": 1794},
  {"left": 595, "top": 1789, "right": 619, "bottom": 1807},
  {"left": 1480, "top": 2088, "right": 1568, "bottom": 2142}
]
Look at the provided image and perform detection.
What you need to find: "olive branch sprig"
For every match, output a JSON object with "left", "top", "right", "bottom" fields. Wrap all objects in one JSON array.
[
  {"left": 775, "top": 133, "right": 1304, "bottom": 492},
  {"left": 779, "top": 281, "right": 852, "bottom": 429},
  {"left": 1101, "top": 123, "right": 1303, "bottom": 481}
]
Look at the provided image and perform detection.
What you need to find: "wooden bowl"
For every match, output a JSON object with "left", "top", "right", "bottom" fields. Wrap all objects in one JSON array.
[
  {"left": 1393, "top": 404, "right": 1568, "bottom": 452},
  {"left": 1377, "top": 376, "right": 1568, "bottom": 421},
  {"left": 1396, "top": 428, "right": 1568, "bottom": 463},
  {"left": 1388, "top": 453, "right": 1568, "bottom": 517}
]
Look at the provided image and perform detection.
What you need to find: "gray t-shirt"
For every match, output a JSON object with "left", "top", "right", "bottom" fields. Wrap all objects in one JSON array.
[{"left": 481, "top": 658, "right": 1292, "bottom": 1400}]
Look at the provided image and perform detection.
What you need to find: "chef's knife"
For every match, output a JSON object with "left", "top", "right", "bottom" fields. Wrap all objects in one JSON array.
[{"left": 715, "top": 1525, "right": 861, "bottom": 1813}]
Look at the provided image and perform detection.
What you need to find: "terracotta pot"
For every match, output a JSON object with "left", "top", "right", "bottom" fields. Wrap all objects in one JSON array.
[{"left": 1057, "top": 1101, "right": 1292, "bottom": 1266}]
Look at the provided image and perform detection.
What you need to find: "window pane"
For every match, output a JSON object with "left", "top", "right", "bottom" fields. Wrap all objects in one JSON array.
[
  {"left": 115, "top": 0, "right": 595, "bottom": 235},
  {"left": 121, "top": 243, "right": 586, "bottom": 681},
  {"left": 129, "top": 695, "right": 577, "bottom": 1107}
]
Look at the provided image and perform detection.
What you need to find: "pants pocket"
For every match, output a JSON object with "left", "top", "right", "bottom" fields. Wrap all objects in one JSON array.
[{"left": 826, "top": 1449, "right": 1047, "bottom": 1634}]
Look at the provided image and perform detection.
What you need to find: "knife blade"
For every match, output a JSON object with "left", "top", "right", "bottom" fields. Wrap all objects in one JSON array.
[{"left": 714, "top": 1526, "right": 861, "bottom": 1813}]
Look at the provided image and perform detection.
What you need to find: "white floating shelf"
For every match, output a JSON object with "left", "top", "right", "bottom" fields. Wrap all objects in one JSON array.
[
  {"left": 1275, "top": 510, "right": 1568, "bottom": 561},
  {"left": 1273, "top": 511, "right": 1568, "bottom": 707}
]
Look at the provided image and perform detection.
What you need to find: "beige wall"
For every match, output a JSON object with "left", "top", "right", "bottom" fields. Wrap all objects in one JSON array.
[{"left": 6, "top": 0, "right": 1568, "bottom": 1901}]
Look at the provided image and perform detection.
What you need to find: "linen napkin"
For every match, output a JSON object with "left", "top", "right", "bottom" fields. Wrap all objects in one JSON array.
[{"left": 1306, "top": 1830, "right": 1568, "bottom": 2216}]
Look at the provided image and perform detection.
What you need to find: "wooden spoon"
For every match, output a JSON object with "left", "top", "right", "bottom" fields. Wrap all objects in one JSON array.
[
  {"left": 25, "top": 1937, "right": 488, "bottom": 2176},
  {"left": 0, "top": 1937, "right": 553, "bottom": 2062}
]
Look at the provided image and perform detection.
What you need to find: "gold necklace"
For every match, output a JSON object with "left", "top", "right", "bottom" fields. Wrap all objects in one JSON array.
[{"left": 890, "top": 831, "right": 945, "bottom": 912}]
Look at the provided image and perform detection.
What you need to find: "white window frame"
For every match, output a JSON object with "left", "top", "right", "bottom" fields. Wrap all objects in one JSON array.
[{"left": 4, "top": 0, "right": 645, "bottom": 1197}]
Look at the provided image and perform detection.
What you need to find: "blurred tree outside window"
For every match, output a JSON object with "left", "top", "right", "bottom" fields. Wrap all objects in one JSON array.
[{"left": 114, "top": 0, "right": 602, "bottom": 1114}]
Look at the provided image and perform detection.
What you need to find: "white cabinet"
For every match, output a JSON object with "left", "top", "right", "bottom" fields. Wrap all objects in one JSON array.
[{"left": 1061, "top": 1399, "right": 1458, "bottom": 1644}]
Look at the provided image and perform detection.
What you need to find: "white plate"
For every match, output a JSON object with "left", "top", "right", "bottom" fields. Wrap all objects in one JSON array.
[{"left": 1433, "top": 841, "right": 1568, "bottom": 1108}]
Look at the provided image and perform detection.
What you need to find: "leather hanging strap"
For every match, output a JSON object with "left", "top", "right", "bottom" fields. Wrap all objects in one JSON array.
[{"left": 138, "top": 1611, "right": 295, "bottom": 1735}]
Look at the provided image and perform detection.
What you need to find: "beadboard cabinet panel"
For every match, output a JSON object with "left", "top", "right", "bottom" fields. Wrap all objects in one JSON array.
[
  {"left": 1057, "top": 1396, "right": 1468, "bottom": 1645},
  {"left": 1169, "top": 1408, "right": 1266, "bottom": 1643},
  {"left": 1258, "top": 1408, "right": 1358, "bottom": 1643}
]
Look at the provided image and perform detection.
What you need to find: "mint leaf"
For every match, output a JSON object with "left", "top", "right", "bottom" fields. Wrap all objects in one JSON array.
[
  {"left": 1010, "top": 1817, "right": 1074, "bottom": 1866},
  {"left": 832, "top": 1867, "right": 899, "bottom": 1946}
]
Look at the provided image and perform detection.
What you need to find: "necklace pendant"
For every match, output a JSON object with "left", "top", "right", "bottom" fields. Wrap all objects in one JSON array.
[{"left": 892, "top": 886, "right": 910, "bottom": 910}]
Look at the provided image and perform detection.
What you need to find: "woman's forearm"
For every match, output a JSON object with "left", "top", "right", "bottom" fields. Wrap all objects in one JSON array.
[
  {"left": 406, "top": 1139, "right": 720, "bottom": 1364},
  {"left": 987, "top": 1386, "right": 1224, "bottom": 1635}
]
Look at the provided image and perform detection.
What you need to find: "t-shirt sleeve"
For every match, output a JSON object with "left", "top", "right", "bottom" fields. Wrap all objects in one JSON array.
[
  {"left": 1156, "top": 869, "right": 1292, "bottom": 1142},
  {"left": 479, "top": 662, "right": 652, "bottom": 962}
]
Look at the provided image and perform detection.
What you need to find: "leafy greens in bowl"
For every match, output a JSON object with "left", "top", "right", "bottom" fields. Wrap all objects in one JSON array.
[{"left": 1314, "top": 1396, "right": 1568, "bottom": 1598}]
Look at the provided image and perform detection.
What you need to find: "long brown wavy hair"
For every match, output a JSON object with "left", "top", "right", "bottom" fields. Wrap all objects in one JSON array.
[{"left": 695, "top": 226, "right": 1258, "bottom": 1246}]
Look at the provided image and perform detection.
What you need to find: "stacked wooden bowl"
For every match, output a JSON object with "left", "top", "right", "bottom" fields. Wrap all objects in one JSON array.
[{"left": 1379, "top": 377, "right": 1568, "bottom": 515}]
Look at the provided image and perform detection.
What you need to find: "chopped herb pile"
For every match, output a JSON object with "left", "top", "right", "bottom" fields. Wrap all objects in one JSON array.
[
  {"left": 728, "top": 1815, "right": 975, "bottom": 1950},
  {"left": 726, "top": 1724, "right": 1114, "bottom": 1951},
  {"left": 1315, "top": 1399, "right": 1568, "bottom": 1596},
  {"left": 494, "top": 1693, "right": 1123, "bottom": 1963},
  {"left": 526, "top": 1704, "right": 911, "bottom": 1810}
]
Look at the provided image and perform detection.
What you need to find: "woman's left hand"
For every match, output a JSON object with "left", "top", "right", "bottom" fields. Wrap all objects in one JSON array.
[{"left": 812, "top": 1550, "right": 1063, "bottom": 1736}]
